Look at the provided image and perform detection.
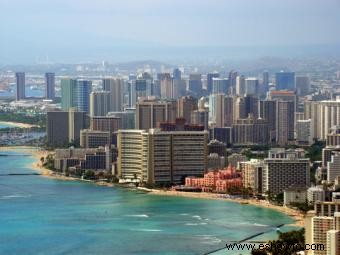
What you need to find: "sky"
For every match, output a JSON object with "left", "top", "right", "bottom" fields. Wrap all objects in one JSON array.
[{"left": 1, "top": 0, "right": 340, "bottom": 64}]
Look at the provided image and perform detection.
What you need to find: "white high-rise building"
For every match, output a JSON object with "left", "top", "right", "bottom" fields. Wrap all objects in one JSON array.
[{"left": 328, "top": 153, "right": 340, "bottom": 183}]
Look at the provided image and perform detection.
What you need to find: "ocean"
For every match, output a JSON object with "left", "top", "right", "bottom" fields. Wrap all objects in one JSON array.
[{"left": 0, "top": 149, "right": 296, "bottom": 255}]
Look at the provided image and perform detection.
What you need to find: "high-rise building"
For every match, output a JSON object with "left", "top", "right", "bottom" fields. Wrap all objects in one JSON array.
[
  {"left": 102, "top": 78, "right": 123, "bottom": 112},
  {"left": 263, "top": 149, "right": 310, "bottom": 195},
  {"left": 68, "top": 109, "right": 88, "bottom": 145},
  {"left": 160, "top": 73, "right": 174, "bottom": 99},
  {"left": 240, "top": 159, "right": 265, "bottom": 194},
  {"left": 262, "top": 71, "right": 269, "bottom": 95},
  {"left": 232, "top": 115, "right": 269, "bottom": 145},
  {"left": 275, "top": 71, "right": 295, "bottom": 91},
  {"left": 244, "top": 78, "right": 259, "bottom": 96},
  {"left": 15, "top": 72, "right": 25, "bottom": 101},
  {"left": 173, "top": 68, "right": 182, "bottom": 81},
  {"left": 89, "top": 91, "right": 111, "bottom": 117},
  {"left": 296, "top": 119, "right": 314, "bottom": 145},
  {"left": 296, "top": 76, "right": 310, "bottom": 96},
  {"left": 117, "top": 129, "right": 151, "bottom": 182},
  {"left": 207, "top": 72, "right": 220, "bottom": 94},
  {"left": 45, "top": 72, "right": 55, "bottom": 100},
  {"left": 327, "top": 153, "right": 340, "bottom": 183},
  {"left": 47, "top": 111, "right": 69, "bottom": 147},
  {"left": 177, "top": 96, "right": 198, "bottom": 124},
  {"left": 117, "top": 129, "right": 208, "bottom": 184},
  {"left": 259, "top": 100, "right": 277, "bottom": 142},
  {"left": 75, "top": 80, "right": 92, "bottom": 113},
  {"left": 136, "top": 97, "right": 177, "bottom": 130},
  {"left": 61, "top": 78, "right": 77, "bottom": 110},
  {"left": 80, "top": 129, "right": 111, "bottom": 148},
  {"left": 233, "top": 95, "right": 259, "bottom": 121},
  {"left": 47, "top": 110, "right": 87, "bottom": 147},
  {"left": 212, "top": 78, "right": 228, "bottom": 94},
  {"left": 305, "top": 100, "right": 340, "bottom": 140},
  {"left": 327, "top": 126, "right": 340, "bottom": 147},
  {"left": 228, "top": 70, "right": 238, "bottom": 94},
  {"left": 210, "top": 127, "right": 233, "bottom": 146},
  {"left": 236, "top": 75, "right": 246, "bottom": 96},
  {"left": 276, "top": 100, "right": 295, "bottom": 146},
  {"left": 188, "top": 74, "right": 202, "bottom": 95},
  {"left": 191, "top": 109, "right": 209, "bottom": 130},
  {"left": 108, "top": 109, "right": 136, "bottom": 130},
  {"left": 209, "top": 94, "right": 225, "bottom": 127},
  {"left": 90, "top": 116, "right": 122, "bottom": 133}
]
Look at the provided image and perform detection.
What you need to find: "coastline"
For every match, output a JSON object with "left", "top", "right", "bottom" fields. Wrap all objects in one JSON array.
[
  {"left": 146, "top": 189, "right": 304, "bottom": 227},
  {"left": 0, "top": 145, "right": 304, "bottom": 228},
  {"left": 0, "top": 121, "right": 37, "bottom": 129}
]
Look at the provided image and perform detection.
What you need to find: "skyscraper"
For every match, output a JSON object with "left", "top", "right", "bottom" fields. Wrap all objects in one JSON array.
[
  {"left": 136, "top": 98, "right": 177, "bottom": 130},
  {"left": 15, "top": 72, "right": 25, "bottom": 101},
  {"left": 236, "top": 75, "right": 246, "bottom": 96},
  {"left": 244, "top": 78, "right": 259, "bottom": 96},
  {"left": 75, "top": 80, "right": 92, "bottom": 113},
  {"left": 47, "top": 110, "right": 87, "bottom": 147},
  {"left": 212, "top": 78, "right": 228, "bottom": 94},
  {"left": 295, "top": 76, "right": 310, "bottom": 96},
  {"left": 207, "top": 72, "right": 220, "bottom": 94},
  {"left": 262, "top": 71, "right": 269, "bottom": 95},
  {"left": 177, "top": 96, "right": 198, "bottom": 124},
  {"left": 228, "top": 70, "right": 238, "bottom": 94},
  {"left": 45, "top": 72, "right": 55, "bottom": 100},
  {"left": 173, "top": 68, "right": 182, "bottom": 81},
  {"left": 275, "top": 71, "right": 295, "bottom": 91},
  {"left": 263, "top": 149, "right": 310, "bottom": 195},
  {"left": 276, "top": 100, "right": 295, "bottom": 146},
  {"left": 188, "top": 74, "right": 202, "bottom": 95},
  {"left": 89, "top": 91, "right": 111, "bottom": 117},
  {"left": 102, "top": 78, "right": 123, "bottom": 112},
  {"left": 61, "top": 78, "right": 77, "bottom": 110}
]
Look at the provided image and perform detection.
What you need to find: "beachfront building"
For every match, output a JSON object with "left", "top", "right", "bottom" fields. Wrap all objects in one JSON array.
[
  {"left": 80, "top": 129, "right": 111, "bottom": 148},
  {"left": 239, "top": 159, "right": 265, "bottom": 195},
  {"left": 47, "top": 109, "right": 87, "bottom": 148},
  {"left": 263, "top": 148, "right": 310, "bottom": 195},
  {"left": 54, "top": 146, "right": 112, "bottom": 173},
  {"left": 185, "top": 166, "right": 242, "bottom": 193},
  {"left": 117, "top": 128, "right": 208, "bottom": 184},
  {"left": 283, "top": 187, "right": 308, "bottom": 206}
]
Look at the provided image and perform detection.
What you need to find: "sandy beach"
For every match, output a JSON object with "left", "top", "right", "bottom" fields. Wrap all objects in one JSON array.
[
  {"left": 0, "top": 121, "right": 37, "bottom": 129},
  {"left": 0, "top": 145, "right": 304, "bottom": 227}
]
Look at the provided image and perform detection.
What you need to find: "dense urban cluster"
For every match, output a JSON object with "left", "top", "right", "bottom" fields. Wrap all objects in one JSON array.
[{"left": 4, "top": 65, "right": 340, "bottom": 255}]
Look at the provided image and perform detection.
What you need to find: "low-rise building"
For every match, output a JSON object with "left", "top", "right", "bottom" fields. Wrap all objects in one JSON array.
[{"left": 283, "top": 186, "right": 308, "bottom": 206}]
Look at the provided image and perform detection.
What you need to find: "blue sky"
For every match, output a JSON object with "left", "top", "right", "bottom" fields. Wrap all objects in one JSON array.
[{"left": 1, "top": 0, "right": 340, "bottom": 63}]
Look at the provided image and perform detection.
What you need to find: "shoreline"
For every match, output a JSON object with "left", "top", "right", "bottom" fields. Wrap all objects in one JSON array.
[
  {"left": 0, "top": 121, "right": 37, "bottom": 129},
  {"left": 0, "top": 145, "right": 304, "bottom": 228},
  {"left": 146, "top": 189, "right": 304, "bottom": 227}
]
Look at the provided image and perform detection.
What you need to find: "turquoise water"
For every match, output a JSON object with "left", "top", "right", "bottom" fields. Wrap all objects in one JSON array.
[
  {"left": 0, "top": 122, "right": 18, "bottom": 129},
  {"left": 0, "top": 150, "right": 295, "bottom": 255}
]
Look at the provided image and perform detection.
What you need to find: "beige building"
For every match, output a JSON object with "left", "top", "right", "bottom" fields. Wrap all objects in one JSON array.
[
  {"left": 80, "top": 129, "right": 111, "bottom": 148},
  {"left": 239, "top": 159, "right": 265, "bottom": 194},
  {"left": 305, "top": 100, "right": 340, "bottom": 140},
  {"left": 89, "top": 91, "right": 111, "bottom": 117},
  {"left": 102, "top": 78, "right": 123, "bottom": 112},
  {"left": 117, "top": 129, "right": 208, "bottom": 184},
  {"left": 136, "top": 97, "right": 177, "bottom": 130}
]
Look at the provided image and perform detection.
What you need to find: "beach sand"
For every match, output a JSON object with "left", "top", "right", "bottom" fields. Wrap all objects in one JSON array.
[
  {"left": 0, "top": 121, "right": 37, "bottom": 129},
  {"left": 0, "top": 146, "right": 305, "bottom": 227}
]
